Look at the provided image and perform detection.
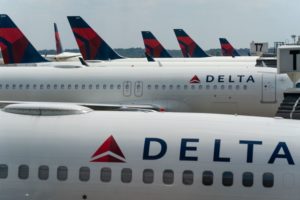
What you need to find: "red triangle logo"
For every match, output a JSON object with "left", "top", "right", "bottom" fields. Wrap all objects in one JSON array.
[
  {"left": 90, "top": 135, "right": 125, "bottom": 163},
  {"left": 190, "top": 75, "right": 200, "bottom": 84}
]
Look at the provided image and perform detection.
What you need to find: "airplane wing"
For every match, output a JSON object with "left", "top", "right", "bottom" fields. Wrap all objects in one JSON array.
[{"left": 0, "top": 101, "right": 163, "bottom": 112}]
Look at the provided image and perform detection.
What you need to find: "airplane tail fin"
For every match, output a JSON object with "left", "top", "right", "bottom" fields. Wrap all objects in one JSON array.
[
  {"left": 54, "top": 23, "right": 63, "bottom": 54},
  {"left": 173, "top": 29, "right": 209, "bottom": 57},
  {"left": 0, "top": 14, "right": 48, "bottom": 64},
  {"left": 219, "top": 38, "right": 240, "bottom": 57},
  {"left": 67, "top": 16, "right": 123, "bottom": 60},
  {"left": 141, "top": 31, "right": 172, "bottom": 58}
]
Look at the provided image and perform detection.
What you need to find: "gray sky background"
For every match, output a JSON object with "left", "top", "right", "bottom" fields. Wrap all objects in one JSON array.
[{"left": 2, "top": 0, "right": 300, "bottom": 50}]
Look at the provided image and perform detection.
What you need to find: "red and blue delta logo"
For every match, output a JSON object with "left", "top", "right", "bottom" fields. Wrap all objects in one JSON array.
[{"left": 90, "top": 135, "right": 126, "bottom": 163}]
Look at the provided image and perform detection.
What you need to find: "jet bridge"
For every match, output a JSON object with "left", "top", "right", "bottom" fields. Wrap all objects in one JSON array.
[{"left": 276, "top": 46, "right": 300, "bottom": 119}]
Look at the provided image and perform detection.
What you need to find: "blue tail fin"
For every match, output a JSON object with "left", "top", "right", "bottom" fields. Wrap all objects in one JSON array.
[
  {"left": 174, "top": 29, "right": 209, "bottom": 57},
  {"left": 0, "top": 14, "right": 48, "bottom": 64},
  {"left": 219, "top": 38, "right": 240, "bottom": 57},
  {"left": 67, "top": 16, "right": 123, "bottom": 60},
  {"left": 141, "top": 31, "right": 172, "bottom": 58}
]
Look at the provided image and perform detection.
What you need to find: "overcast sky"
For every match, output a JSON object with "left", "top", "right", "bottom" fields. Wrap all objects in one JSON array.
[{"left": 2, "top": 0, "right": 300, "bottom": 50}]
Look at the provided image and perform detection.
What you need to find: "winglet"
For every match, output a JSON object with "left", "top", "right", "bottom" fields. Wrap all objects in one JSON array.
[
  {"left": 174, "top": 29, "right": 209, "bottom": 58},
  {"left": 0, "top": 14, "right": 48, "bottom": 64},
  {"left": 141, "top": 31, "right": 172, "bottom": 58},
  {"left": 54, "top": 23, "right": 63, "bottom": 54},
  {"left": 67, "top": 16, "right": 123, "bottom": 61},
  {"left": 145, "top": 52, "right": 155, "bottom": 62},
  {"left": 219, "top": 38, "right": 240, "bottom": 57}
]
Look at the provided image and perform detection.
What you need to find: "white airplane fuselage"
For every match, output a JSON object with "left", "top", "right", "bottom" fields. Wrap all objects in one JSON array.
[
  {"left": 0, "top": 65, "right": 292, "bottom": 116},
  {"left": 0, "top": 110, "right": 299, "bottom": 200}
]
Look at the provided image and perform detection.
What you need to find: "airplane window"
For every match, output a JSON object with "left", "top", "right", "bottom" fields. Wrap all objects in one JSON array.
[
  {"left": 12, "top": 84, "right": 16, "bottom": 89},
  {"left": 162, "top": 85, "right": 166, "bottom": 90},
  {"left": 236, "top": 85, "right": 240, "bottom": 90},
  {"left": 79, "top": 167, "right": 90, "bottom": 182},
  {"left": 103, "top": 84, "right": 107, "bottom": 90},
  {"left": 57, "top": 166, "right": 68, "bottom": 181},
  {"left": 89, "top": 84, "right": 93, "bottom": 89},
  {"left": 117, "top": 84, "right": 121, "bottom": 90},
  {"left": 26, "top": 84, "right": 30, "bottom": 89},
  {"left": 101, "top": 167, "right": 111, "bottom": 182},
  {"left": 213, "top": 85, "right": 217, "bottom": 90},
  {"left": 169, "top": 85, "right": 173, "bottom": 90},
  {"left": 202, "top": 171, "right": 213, "bottom": 186},
  {"left": 198, "top": 85, "right": 203, "bottom": 90},
  {"left": 143, "top": 169, "right": 154, "bottom": 184},
  {"left": 18, "top": 165, "right": 29, "bottom": 180},
  {"left": 74, "top": 84, "right": 79, "bottom": 89},
  {"left": 96, "top": 84, "right": 100, "bottom": 89},
  {"left": 82, "top": 84, "right": 86, "bottom": 89},
  {"left": 191, "top": 85, "right": 195, "bottom": 90},
  {"left": 177, "top": 85, "right": 181, "bottom": 90},
  {"left": 5, "top": 84, "right": 9, "bottom": 89},
  {"left": 222, "top": 171, "right": 233, "bottom": 186},
  {"left": 40, "top": 84, "right": 44, "bottom": 90},
  {"left": 147, "top": 85, "right": 151, "bottom": 90},
  {"left": 38, "top": 165, "right": 49, "bottom": 180},
  {"left": 33, "top": 84, "right": 37, "bottom": 89},
  {"left": 54, "top": 84, "right": 58, "bottom": 89},
  {"left": 19, "top": 84, "right": 23, "bottom": 89},
  {"left": 155, "top": 85, "right": 159, "bottom": 90},
  {"left": 243, "top": 85, "right": 247, "bottom": 90},
  {"left": 60, "top": 84, "right": 65, "bottom": 89},
  {"left": 110, "top": 84, "right": 114, "bottom": 89},
  {"left": 121, "top": 168, "right": 132, "bottom": 183},
  {"left": 163, "top": 169, "right": 174, "bottom": 185},
  {"left": 242, "top": 172, "right": 253, "bottom": 187},
  {"left": 206, "top": 85, "right": 210, "bottom": 90},
  {"left": 47, "top": 84, "right": 51, "bottom": 89},
  {"left": 182, "top": 170, "right": 193, "bottom": 185},
  {"left": 0, "top": 164, "right": 8, "bottom": 179},
  {"left": 263, "top": 172, "right": 274, "bottom": 188},
  {"left": 68, "top": 84, "right": 72, "bottom": 89},
  {"left": 221, "top": 85, "right": 225, "bottom": 90},
  {"left": 184, "top": 85, "right": 188, "bottom": 90},
  {"left": 228, "top": 85, "right": 232, "bottom": 90}
]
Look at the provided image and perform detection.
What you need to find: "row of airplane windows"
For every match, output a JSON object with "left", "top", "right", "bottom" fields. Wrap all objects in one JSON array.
[
  {"left": 0, "top": 164, "right": 273, "bottom": 188},
  {"left": 0, "top": 84, "right": 248, "bottom": 91}
]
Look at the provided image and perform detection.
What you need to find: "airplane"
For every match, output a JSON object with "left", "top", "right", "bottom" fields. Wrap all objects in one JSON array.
[
  {"left": 219, "top": 38, "right": 241, "bottom": 57},
  {"left": 0, "top": 65, "right": 292, "bottom": 117},
  {"left": 173, "top": 29, "right": 210, "bottom": 57},
  {"left": 0, "top": 102, "right": 299, "bottom": 199},
  {"left": 0, "top": 14, "right": 85, "bottom": 67},
  {"left": 44, "top": 23, "right": 81, "bottom": 62}
]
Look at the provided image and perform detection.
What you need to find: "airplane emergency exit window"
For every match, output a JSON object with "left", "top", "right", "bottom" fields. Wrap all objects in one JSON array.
[
  {"left": 222, "top": 171, "right": 233, "bottom": 186},
  {"left": 121, "top": 168, "right": 132, "bottom": 183},
  {"left": 0, "top": 164, "right": 8, "bottom": 179},
  {"left": 163, "top": 169, "right": 174, "bottom": 185},
  {"left": 202, "top": 171, "right": 213, "bottom": 186},
  {"left": 242, "top": 172, "right": 253, "bottom": 187},
  {"left": 38, "top": 165, "right": 49, "bottom": 180},
  {"left": 57, "top": 166, "right": 68, "bottom": 181},
  {"left": 101, "top": 167, "right": 112, "bottom": 182},
  {"left": 79, "top": 167, "right": 90, "bottom": 182},
  {"left": 143, "top": 169, "right": 154, "bottom": 184},
  {"left": 263, "top": 172, "right": 274, "bottom": 188},
  {"left": 182, "top": 170, "right": 193, "bottom": 185},
  {"left": 18, "top": 165, "right": 29, "bottom": 180}
]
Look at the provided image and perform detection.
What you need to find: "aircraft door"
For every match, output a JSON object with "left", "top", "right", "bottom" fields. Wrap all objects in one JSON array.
[
  {"left": 134, "top": 81, "right": 143, "bottom": 97},
  {"left": 261, "top": 73, "right": 276, "bottom": 103},
  {"left": 123, "top": 81, "right": 132, "bottom": 97}
]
